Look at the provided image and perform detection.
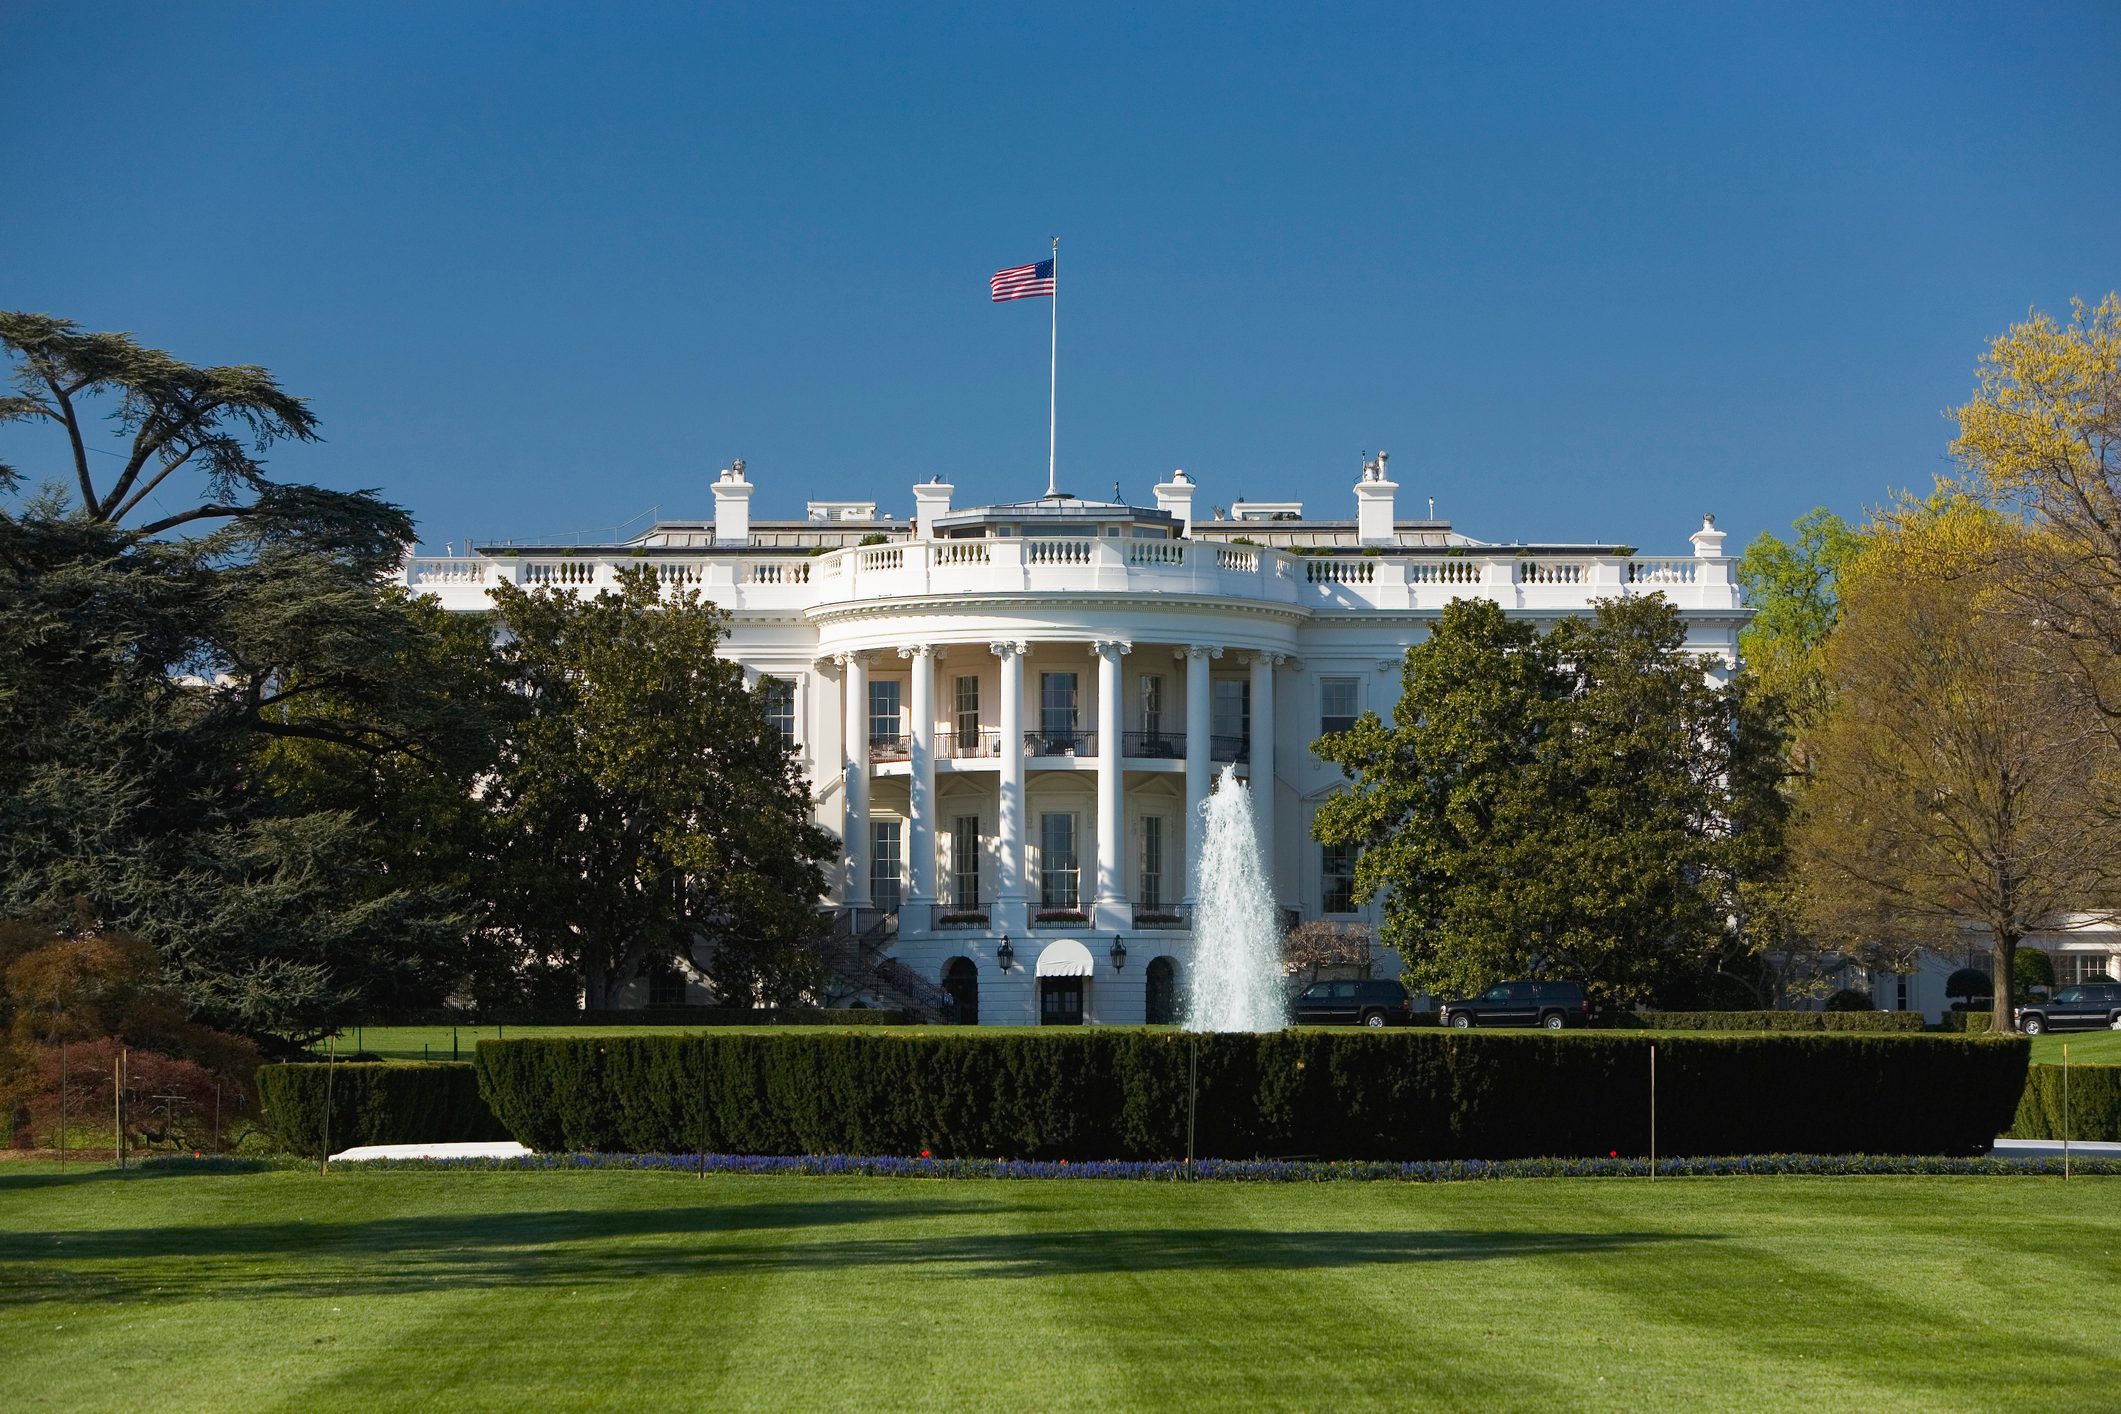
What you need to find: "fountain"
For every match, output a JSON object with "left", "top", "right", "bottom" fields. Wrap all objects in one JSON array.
[{"left": 1183, "top": 763, "right": 1288, "bottom": 1031}]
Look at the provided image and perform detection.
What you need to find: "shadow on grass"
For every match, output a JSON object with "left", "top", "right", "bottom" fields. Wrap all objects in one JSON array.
[
  {"left": 0, "top": 1158, "right": 293, "bottom": 1192},
  {"left": 1, "top": 1205, "right": 1710, "bottom": 1307}
]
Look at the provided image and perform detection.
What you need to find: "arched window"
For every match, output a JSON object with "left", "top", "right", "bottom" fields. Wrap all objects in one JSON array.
[
  {"left": 943, "top": 957, "right": 979, "bottom": 1026},
  {"left": 1145, "top": 956, "right": 1178, "bottom": 1025}
]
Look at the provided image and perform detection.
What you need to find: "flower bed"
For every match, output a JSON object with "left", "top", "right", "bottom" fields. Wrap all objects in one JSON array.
[{"left": 220, "top": 1150, "right": 2121, "bottom": 1181}]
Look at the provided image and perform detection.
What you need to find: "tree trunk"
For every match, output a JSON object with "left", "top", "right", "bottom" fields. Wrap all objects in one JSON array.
[{"left": 1991, "top": 932, "right": 2018, "bottom": 1034}]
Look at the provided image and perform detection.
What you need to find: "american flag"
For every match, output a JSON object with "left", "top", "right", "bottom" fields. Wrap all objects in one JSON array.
[{"left": 990, "top": 259, "right": 1055, "bottom": 302}]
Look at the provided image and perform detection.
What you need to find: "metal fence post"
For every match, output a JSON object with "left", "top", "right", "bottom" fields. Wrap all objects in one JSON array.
[{"left": 1649, "top": 1043, "right": 1657, "bottom": 1181}]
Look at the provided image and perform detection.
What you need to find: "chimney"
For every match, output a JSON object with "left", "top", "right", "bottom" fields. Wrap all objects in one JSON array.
[
  {"left": 1154, "top": 469, "right": 1197, "bottom": 536},
  {"left": 913, "top": 478, "right": 954, "bottom": 540},
  {"left": 1691, "top": 513, "right": 1730, "bottom": 586},
  {"left": 1354, "top": 450, "right": 1397, "bottom": 545},
  {"left": 712, "top": 459, "right": 754, "bottom": 544}
]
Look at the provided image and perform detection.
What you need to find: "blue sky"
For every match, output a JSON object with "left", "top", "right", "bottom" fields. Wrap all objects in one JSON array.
[{"left": 3, "top": 2, "right": 2116, "bottom": 553}]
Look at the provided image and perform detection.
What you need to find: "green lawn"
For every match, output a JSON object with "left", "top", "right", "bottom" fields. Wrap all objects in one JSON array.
[
  {"left": 4, "top": 1165, "right": 2115, "bottom": 1410},
  {"left": 2029, "top": 1029, "right": 2121, "bottom": 1065}
]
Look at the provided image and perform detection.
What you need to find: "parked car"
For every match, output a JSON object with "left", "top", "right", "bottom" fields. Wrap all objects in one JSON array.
[
  {"left": 1292, "top": 979, "right": 1414, "bottom": 1027},
  {"left": 2014, "top": 983, "right": 2121, "bottom": 1035},
  {"left": 1439, "top": 981, "right": 1596, "bottom": 1030}
]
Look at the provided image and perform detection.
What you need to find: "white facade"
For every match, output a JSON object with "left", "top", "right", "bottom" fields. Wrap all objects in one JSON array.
[{"left": 401, "top": 462, "right": 1748, "bottom": 1024}]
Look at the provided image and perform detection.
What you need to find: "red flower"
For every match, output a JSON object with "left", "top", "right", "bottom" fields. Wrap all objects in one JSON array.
[
  {"left": 1609, "top": 1150, "right": 1618, "bottom": 1158},
  {"left": 920, "top": 1149, "right": 932, "bottom": 1159}
]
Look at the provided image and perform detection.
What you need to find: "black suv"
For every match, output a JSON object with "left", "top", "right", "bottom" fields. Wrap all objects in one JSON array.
[
  {"left": 1292, "top": 979, "right": 1413, "bottom": 1028},
  {"left": 1439, "top": 981, "right": 1595, "bottom": 1030},
  {"left": 2014, "top": 983, "right": 2121, "bottom": 1035}
]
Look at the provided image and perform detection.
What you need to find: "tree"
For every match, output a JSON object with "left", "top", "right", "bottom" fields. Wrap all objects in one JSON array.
[
  {"left": 1314, "top": 595, "right": 1747, "bottom": 1007},
  {"left": 0, "top": 317, "right": 488, "bottom": 1045},
  {"left": 481, "top": 567, "right": 836, "bottom": 1008},
  {"left": 1791, "top": 502, "right": 2121, "bottom": 1031},
  {"left": 1282, "top": 921, "right": 1373, "bottom": 987},
  {"left": 1734, "top": 507, "right": 1862, "bottom": 734},
  {"left": 1952, "top": 294, "right": 2121, "bottom": 748}
]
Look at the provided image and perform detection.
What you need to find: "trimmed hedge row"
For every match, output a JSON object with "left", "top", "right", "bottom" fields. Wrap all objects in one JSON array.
[
  {"left": 257, "top": 1062, "right": 509, "bottom": 1155},
  {"left": 1621, "top": 1010, "right": 1926, "bottom": 1032},
  {"left": 1937, "top": 1012, "right": 1998, "bottom": 1034},
  {"left": 384, "top": 1006, "right": 915, "bottom": 1027},
  {"left": 472, "top": 1031, "right": 2027, "bottom": 1161},
  {"left": 2010, "top": 1063, "right": 2121, "bottom": 1141}
]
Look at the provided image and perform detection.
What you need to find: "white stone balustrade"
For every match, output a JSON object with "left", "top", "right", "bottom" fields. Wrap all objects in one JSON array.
[{"left": 400, "top": 540, "right": 1744, "bottom": 616}]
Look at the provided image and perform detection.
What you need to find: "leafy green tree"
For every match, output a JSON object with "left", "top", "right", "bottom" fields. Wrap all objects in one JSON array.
[
  {"left": 482, "top": 567, "right": 836, "bottom": 1008},
  {"left": 1734, "top": 507, "right": 1860, "bottom": 737},
  {"left": 1314, "top": 595, "right": 1746, "bottom": 1007},
  {"left": 0, "top": 316, "right": 489, "bottom": 1045}
]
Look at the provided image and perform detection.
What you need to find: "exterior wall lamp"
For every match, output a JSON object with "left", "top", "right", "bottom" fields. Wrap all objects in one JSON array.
[
  {"left": 1110, "top": 936, "right": 1127, "bottom": 970},
  {"left": 996, "top": 935, "right": 1015, "bottom": 972}
]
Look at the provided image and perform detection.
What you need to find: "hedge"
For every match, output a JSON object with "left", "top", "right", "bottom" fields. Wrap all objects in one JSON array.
[
  {"left": 1937, "top": 1012, "right": 1998, "bottom": 1034},
  {"left": 2010, "top": 1063, "right": 2121, "bottom": 1142},
  {"left": 472, "top": 1031, "right": 2026, "bottom": 1161},
  {"left": 1622, "top": 1010, "right": 1926, "bottom": 1032},
  {"left": 376, "top": 1006, "right": 914, "bottom": 1027},
  {"left": 257, "top": 1062, "right": 509, "bottom": 1156}
]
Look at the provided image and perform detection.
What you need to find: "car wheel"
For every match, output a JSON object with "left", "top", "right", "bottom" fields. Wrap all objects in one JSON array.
[
  {"left": 2021, "top": 1015, "right": 2045, "bottom": 1036},
  {"left": 1362, "top": 1011, "right": 1386, "bottom": 1028},
  {"left": 1541, "top": 1012, "right": 1566, "bottom": 1031},
  {"left": 1450, "top": 1013, "right": 1473, "bottom": 1029}
]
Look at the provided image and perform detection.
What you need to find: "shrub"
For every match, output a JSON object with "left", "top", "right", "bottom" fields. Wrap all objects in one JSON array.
[
  {"left": 472, "top": 1031, "right": 2026, "bottom": 1161},
  {"left": 2015, "top": 949, "right": 2056, "bottom": 993},
  {"left": 1945, "top": 969, "right": 1993, "bottom": 1003},
  {"left": 1937, "top": 1012, "right": 1997, "bottom": 1034},
  {"left": 2010, "top": 1063, "right": 2121, "bottom": 1142},
  {"left": 1624, "top": 1010, "right": 1924, "bottom": 1032},
  {"left": 1823, "top": 988, "right": 1873, "bottom": 1012},
  {"left": 256, "top": 1062, "right": 508, "bottom": 1156}
]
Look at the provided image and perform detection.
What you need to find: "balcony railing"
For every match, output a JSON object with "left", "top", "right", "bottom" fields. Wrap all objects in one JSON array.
[
  {"left": 935, "top": 727, "right": 1003, "bottom": 759},
  {"left": 869, "top": 733, "right": 911, "bottom": 762},
  {"left": 1210, "top": 734, "right": 1249, "bottom": 764},
  {"left": 1025, "top": 730, "right": 1096, "bottom": 758},
  {"left": 1132, "top": 904, "right": 1187, "bottom": 929},
  {"left": 1122, "top": 731, "right": 1184, "bottom": 760}
]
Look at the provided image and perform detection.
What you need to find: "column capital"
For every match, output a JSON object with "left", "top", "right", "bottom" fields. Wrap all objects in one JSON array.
[
  {"left": 1177, "top": 644, "right": 1224, "bottom": 661},
  {"left": 1375, "top": 658, "right": 1400, "bottom": 673},
  {"left": 1091, "top": 640, "right": 1133, "bottom": 659},
  {"left": 831, "top": 650, "right": 870, "bottom": 669},
  {"left": 1252, "top": 651, "right": 1290, "bottom": 669},
  {"left": 897, "top": 644, "right": 937, "bottom": 660},
  {"left": 988, "top": 640, "right": 1029, "bottom": 659}
]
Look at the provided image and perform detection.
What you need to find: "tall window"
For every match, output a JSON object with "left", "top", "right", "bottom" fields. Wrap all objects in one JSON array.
[
  {"left": 954, "top": 675, "right": 980, "bottom": 745},
  {"left": 1039, "top": 812, "right": 1079, "bottom": 909},
  {"left": 760, "top": 677, "right": 797, "bottom": 746},
  {"left": 1213, "top": 679, "right": 1250, "bottom": 754},
  {"left": 1139, "top": 816, "right": 1165, "bottom": 910},
  {"left": 952, "top": 814, "right": 982, "bottom": 910},
  {"left": 1041, "top": 672, "right": 1079, "bottom": 747},
  {"left": 869, "top": 680, "right": 902, "bottom": 747},
  {"left": 871, "top": 820, "right": 903, "bottom": 913},
  {"left": 1321, "top": 840, "right": 1358, "bottom": 914},
  {"left": 1140, "top": 674, "right": 1165, "bottom": 740},
  {"left": 1320, "top": 677, "right": 1358, "bottom": 736}
]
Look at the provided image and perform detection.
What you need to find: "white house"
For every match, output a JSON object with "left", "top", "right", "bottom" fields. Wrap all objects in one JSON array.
[{"left": 400, "top": 456, "right": 1748, "bottom": 1024}]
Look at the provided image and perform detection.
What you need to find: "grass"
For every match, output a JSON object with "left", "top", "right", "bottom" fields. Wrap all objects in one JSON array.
[
  {"left": 2029, "top": 1029, "right": 2121, "bottom": 1065},
  {"left": 3, "top": 1164, "right": 2116, "bottom": 1410}
]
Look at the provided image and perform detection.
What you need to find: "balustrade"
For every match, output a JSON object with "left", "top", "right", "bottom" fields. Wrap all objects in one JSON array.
[
  {"left": 1304, "top": 558, "right": 1377, "bottom": 584},
  {"left": 934, "top": 727, "right": 1003, "bottom": 759},
  {"left": 1627, "top": 559, "right": 1698, "bottom": 585},
  {"left": 1121, "top": 730, "right": 1185, "bottom": 760},
  {"left": 1026, "top": 539, "right": 1094, "bottom": 566},
  {"left": 1025, "top": 729, "right": 1097, "bottom": 758},
  {"left": 1517, "top": 560, "right": 1587, "bottom": 585}
]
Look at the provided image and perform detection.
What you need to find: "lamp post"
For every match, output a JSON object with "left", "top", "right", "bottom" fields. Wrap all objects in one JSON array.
[
  {"left": 1110, "top": 936, "right": 1128, "bottom": 970},
  {"left": 996, "top": 935, "right": 1015, "bottom": 972}
]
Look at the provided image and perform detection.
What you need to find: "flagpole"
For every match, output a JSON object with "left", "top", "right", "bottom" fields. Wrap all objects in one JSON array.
[{"left": 1047, "top": 235, "right": 1059, "bottom": 498}]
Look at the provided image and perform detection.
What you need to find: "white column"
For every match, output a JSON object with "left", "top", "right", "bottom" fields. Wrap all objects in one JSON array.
[
  {"left": 1094, "top": 640, "right": 1131, "bottom": 927},
  {"left": 839, "top": 651, "right": 871, "bottom": 907},
  {"left": 992, "top": 641, "right": 1027, "bottom": 932},
  {"left": 1182, "top": 644, "right": 1218, "bottom": 908},
  {"left": 1250, "top": 651, "right": 1283, "bottom": 906},
  {"left": 903, "top": 645, "right": 937, "bottom": 924}
]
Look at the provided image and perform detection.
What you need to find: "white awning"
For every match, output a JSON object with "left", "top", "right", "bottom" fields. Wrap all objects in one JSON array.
[{"left": 1035, "top": 938, "right": 1096, "bottom": 977}]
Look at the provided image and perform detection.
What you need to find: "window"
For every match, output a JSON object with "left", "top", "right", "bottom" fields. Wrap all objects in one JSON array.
[
  {"left": 955, "top": 675, "right": 980, "bottom": 744},
  {"left": 869, "top": 680, "right": 902, "bottom": 747},
  {"left": 646, "top": 957, "right": 688, "bottom": 1008},
  {"left": 1140, "top": 674, "right": 1165, "bottom": 738},
  {"left": 760, "top": 676, "right": 797, "bottom": 746},
  {"left": 1041, "top": 672, "right": 1080, "bottom": 748},
  {"left": 1212, "top": 679, "right": 1250, "bottom": 755},
  {"left": 952, "top": 815, "right": 982, "bottom": 910},
  {"left": 1145, "top": 956, "right": 1178, "bottom": 1025},
  {"left": 1322, "top": 840, "right": 1357, "bottom": 914},
  {"left": 1139, "top": 816, "right": 1165, "bottom": 911},
  {"left": 1039, "top": 812, "right": 1079, "bottom": 909},
  {"left": 1320, "top": 677, "right": 1358, "bottom": 736},
  {"left": 871, "top": 820, "right": 903, "bottom": 913}
]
